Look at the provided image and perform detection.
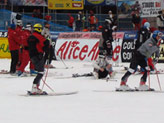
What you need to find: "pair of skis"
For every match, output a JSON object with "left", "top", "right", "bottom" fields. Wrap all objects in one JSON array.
[
  {"left": 54, "top": 72, "right": 117, "bottom": 82},
  {"left": 24, "top": 91, "right": 78, "bottom": 96},
  {"left": 72, "top": 72, "right": 93, "bottom": 78},
  {"left": 115, "top": 87, "right": 155, "bottom": 92}
]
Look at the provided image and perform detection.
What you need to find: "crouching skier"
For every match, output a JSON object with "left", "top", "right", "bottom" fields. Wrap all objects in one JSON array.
[
  {"left": 27, "top": 23, "right": 50, "bottom": 95},
  {"left": 93, "top": 50, "right": 116, "bottom": 79},
  {"left": 117, "top": 30, "right": 162, "bottom": 91}
]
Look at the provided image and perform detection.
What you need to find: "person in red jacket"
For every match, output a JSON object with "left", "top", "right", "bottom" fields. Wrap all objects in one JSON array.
[
  {"left": 131, "top": 9, "right": 141, "bottom": 30},
  {"left": 15, "top": 20, "right": 23, "bottom": 44},
  {"left": 88, "top": 10, "right": 98, "bottom": 31},
  {"left": 68, "top": 13, "right": 74, "bottom": 29},
  {"left": 27, "top": 23, "right": 50, "bottom": 94},
  {"left": 15, "top": 20, "right": 23, "bottom": 68},
  {"left": 8, "top": 24, "right": 21, "bottom": 75},
  {"left": 17, "top": 23, "right": 36, "bottom": 76},
  {"left": 141, "top": 18, "right": 147, "bottom": 26}
]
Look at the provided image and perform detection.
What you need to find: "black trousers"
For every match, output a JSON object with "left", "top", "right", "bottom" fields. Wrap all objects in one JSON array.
[
  {"left": 31, "top": 55, "right": 45, "bottom": 85},
  {"left": 98, "top": 69, "right": 109, "bottom": 79},
  {"left": 105, "top": 47, "right": 113, "bottom": 57},
  {"left": 10, "top": 50, "right": 19, "bottom": 73},
  {"left": 103, "top": 40, "right": 113, "bottom": 57},
  {"left": 122, "top": 51, "right": 148, "bottom": 82},
  {"left": 75, "top": 21, "right": 82, "bottom": 31},
  {"left": 44, "top": 46, "right": 55, "bottom": 64}
]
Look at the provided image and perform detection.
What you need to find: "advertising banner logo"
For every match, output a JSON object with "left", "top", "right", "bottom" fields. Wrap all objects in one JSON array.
[
  {"left": 0, "top": 38, "right": 10, "bottom": 58},
  {"left": 48, "top": 0, "right": 84, "bottom": 10}
]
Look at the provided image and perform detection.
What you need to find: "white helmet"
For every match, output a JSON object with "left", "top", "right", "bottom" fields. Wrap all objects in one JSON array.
[
  {"left": 16, "top": 20, "right": 22, "bottom": 26},
  {"left": 25, "top": 23, "right": 32, "bottom": 31}
]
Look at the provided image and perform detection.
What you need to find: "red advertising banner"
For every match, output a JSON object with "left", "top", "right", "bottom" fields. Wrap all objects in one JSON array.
[
  {"left": 112, "top": 32, "right": 124, "bottom": 63},
  {"left": 58, "top": 32, "right": 101, "bottom": 39},
  {"left": 55, "top": 32, "right": 125, "bottom": 62},
  {"left": 55, "top": 32, "right": 101, "bottom": 61}
]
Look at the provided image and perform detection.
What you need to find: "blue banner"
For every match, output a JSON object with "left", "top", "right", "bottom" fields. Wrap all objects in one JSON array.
[{"left": 85, "top": 0, "right": 115, "bottom": 6}]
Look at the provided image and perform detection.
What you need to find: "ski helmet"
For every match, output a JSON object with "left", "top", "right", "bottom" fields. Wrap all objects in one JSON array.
[
  {"left": 10, "top": 24, "right": 16, "bottom": 29},
  {"left": 33, "top": 23, "right": 42, "bottom": 33},
  {"left": 144, "top": 22, "right": 150, "bottom": 28},
  {"left": 16, "top": 20, "right": 22, "bottom": 26},
  {"left": 152, "top": 30, "right": 163, "bottom": 39},
  {"left": 25, "top": 23, "right": 32, "bottom": 31}
]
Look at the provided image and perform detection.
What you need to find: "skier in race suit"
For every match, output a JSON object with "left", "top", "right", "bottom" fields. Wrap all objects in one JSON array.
[
  {"left": 17, "top": 23, "right": 36, "bottom": 76},
  {"left": 27, "top": 23, "right": 50, "bottom": 94},
  {"left": 135, "top": 22, "right": 151, "bottom": 50},
  {"left": 134, "top": 22, "right": 153, "bottom": 73},
  {"left": 118, "top": 30, "right": 162, "bottom": 91}
]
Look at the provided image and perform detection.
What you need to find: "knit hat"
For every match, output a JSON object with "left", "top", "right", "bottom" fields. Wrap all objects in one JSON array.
[{"left": 10, "top": 24, "right": 16, "bottom": 29}]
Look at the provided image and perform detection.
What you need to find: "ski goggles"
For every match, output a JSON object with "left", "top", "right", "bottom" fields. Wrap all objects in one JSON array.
[
  {"left": 99, "top": 55, "right": 105, "bottom": 59},
  {"left": 157, "top": 32, "right": 163, "bottom": 38}
]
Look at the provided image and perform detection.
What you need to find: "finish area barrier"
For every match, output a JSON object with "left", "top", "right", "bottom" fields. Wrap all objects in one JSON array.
[{"left": 1, "top": 30, "right": 164, "bottom": 63}]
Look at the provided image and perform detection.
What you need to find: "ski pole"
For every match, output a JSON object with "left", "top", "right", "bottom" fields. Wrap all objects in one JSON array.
[
  {"left": 41, "top": 78, "right": 55, "bottom": 92},
  {"left": 155, "top": 68, "right": 162, "bottom": 91},
  {"left": 41, "top": 60, "right": 49, "bottom": 90},
  {"left": 147, "top": 71, "right": 150, "bottom": 89},
  {"left": 41, "top": 60, "right": 55, "bottom": 92},
  {"left": 55, "top": 49, "right": 69, "bottom": 69}
]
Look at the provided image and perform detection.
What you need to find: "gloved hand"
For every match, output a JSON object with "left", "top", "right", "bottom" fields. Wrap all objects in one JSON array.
[
  {"left": 106, "top": 40, "right": 111, "bottom": 48},
  {"left": 51, "top": 42, "right": 56, "bottom": 47},
  {"left": 112, "top": 26, "right": 117, "bottom": 31},
  {"left": 147, "top": 58, "right": 155, "bottom": 70}
]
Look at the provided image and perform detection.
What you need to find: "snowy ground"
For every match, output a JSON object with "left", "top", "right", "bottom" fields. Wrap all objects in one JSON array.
[{"left": 1, "top": 59, "right": 164, "bottom": 123}]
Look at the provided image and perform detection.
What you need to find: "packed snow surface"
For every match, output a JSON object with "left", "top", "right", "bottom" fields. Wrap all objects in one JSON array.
[{"left": 0, "top": 59, "right": 164, "bottom": 123}]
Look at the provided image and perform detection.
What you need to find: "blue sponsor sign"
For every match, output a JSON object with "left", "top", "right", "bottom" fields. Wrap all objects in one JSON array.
[
  {"left": 85, "top": 0, "right": 115, "bottom": 5},
  {"left": 124, "top": 32, "right": 137, "bottom": 39}
]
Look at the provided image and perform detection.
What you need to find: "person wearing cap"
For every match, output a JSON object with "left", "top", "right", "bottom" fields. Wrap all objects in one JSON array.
[
  {"left": 108, "top": 10, "right": 117, "bottom": 27},
  {"left": 41, "top": 22, "right": 55, "bottom": 68},
  {"left": 134, "top": 22, "right": 154, "bottom": 73},
  {"left": 93, "top": 50, "right": 115, "bottom": 79},
  {"left": 8, "top": 24, "right": 21, "bottom": 75},
  {"left": 135, "top": 22, "right": 151, "bottom": 50},
  {"left": 101, "top": 13, "right": 117, "bottom": 57},
  {"left": 118, "top": 30, "right": 162, "bottom": 91},
  {"left": 17, "top": 23, "right": 36, "bottom": 76},
  {"left": 108, "top": 11, "right": 113, "bottom": 21},
  {"left": 75, "top": 11, "right": 83, "bottom": 31}
]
